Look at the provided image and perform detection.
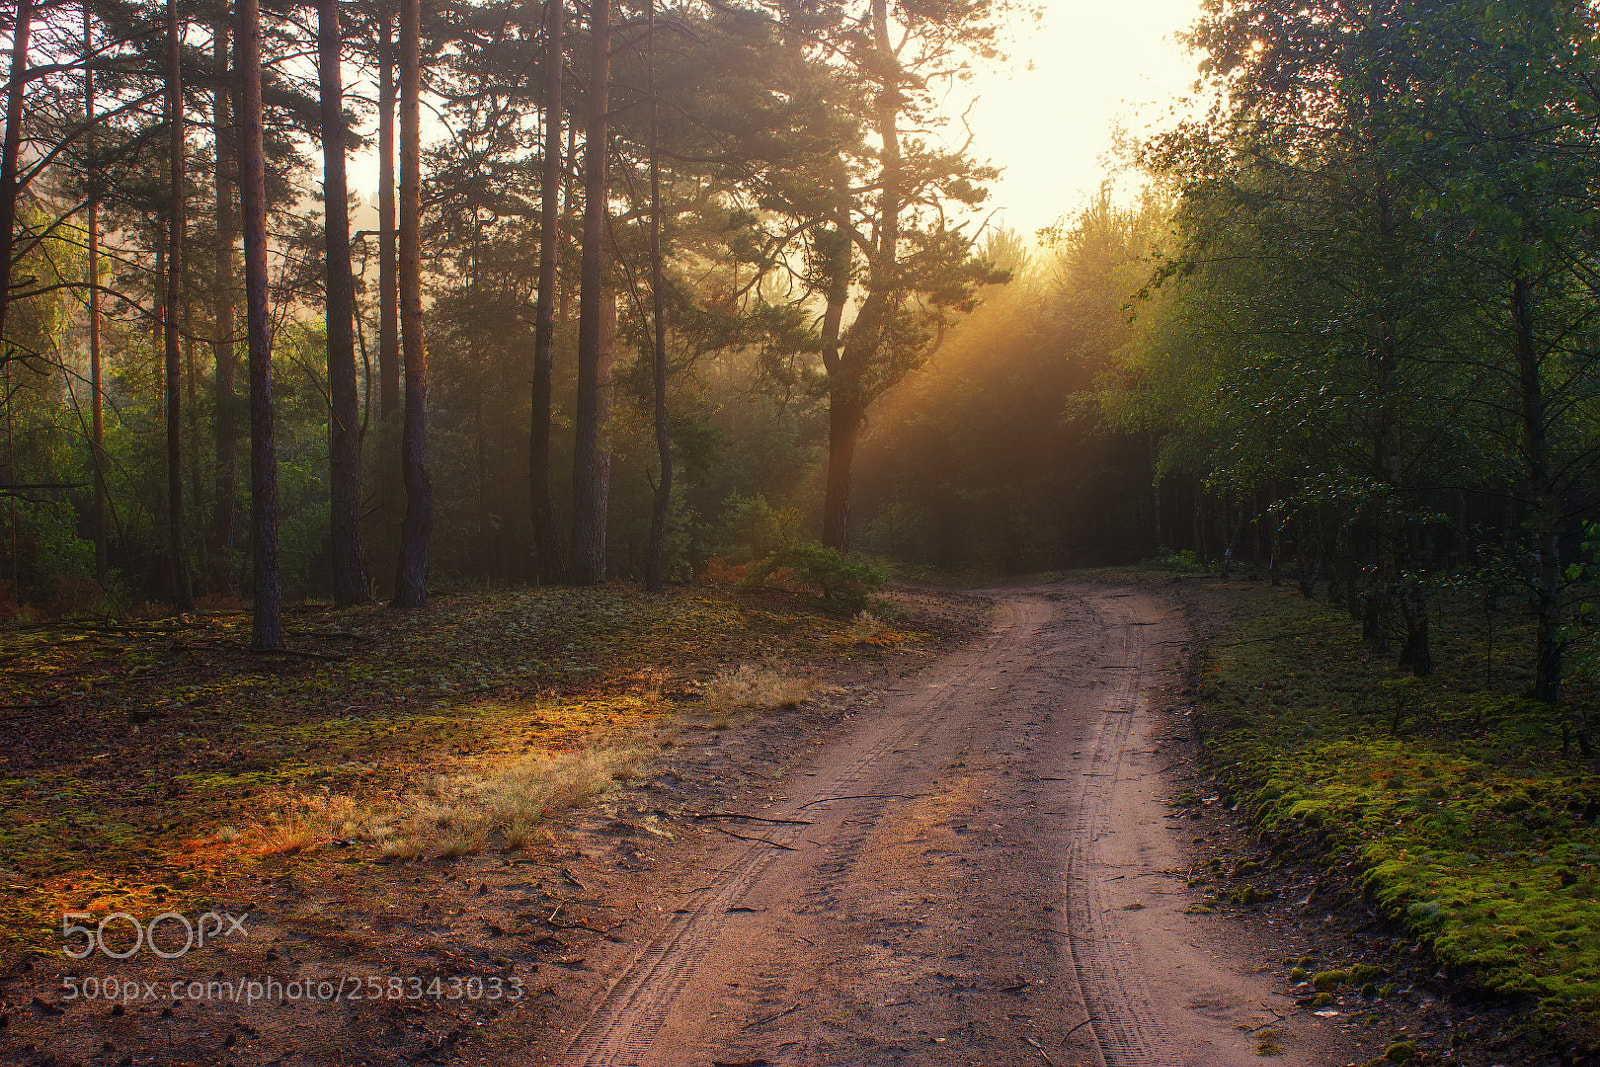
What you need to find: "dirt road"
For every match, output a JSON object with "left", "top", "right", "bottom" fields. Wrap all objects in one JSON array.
[{"left": 523, "top": 584, "right": 1365, "bottom": 1066}]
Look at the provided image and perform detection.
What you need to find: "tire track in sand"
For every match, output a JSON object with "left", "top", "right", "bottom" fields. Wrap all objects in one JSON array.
[
  {"left": 538, "top": 586, "right": 1362, "bottom": 1067},
  {"left": 558, "top": 601, "right": 1032, "bottom": 1065},
  {"left": 1061, "top": 591, "right": 1178, "bottom": 1067}
]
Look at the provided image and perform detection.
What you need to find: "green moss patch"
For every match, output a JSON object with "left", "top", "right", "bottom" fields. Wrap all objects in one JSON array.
[{"left": 1194, "top": 585, "right": 1600, "bottom": 1034}]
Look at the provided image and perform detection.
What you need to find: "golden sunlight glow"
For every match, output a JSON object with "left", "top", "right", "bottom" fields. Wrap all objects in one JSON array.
[
  {"left": 958, "top": 0, "right": 1205, "bottom": 236},
  {"left": 348, "top": 0, "right": 1208, "bottom": 243}
]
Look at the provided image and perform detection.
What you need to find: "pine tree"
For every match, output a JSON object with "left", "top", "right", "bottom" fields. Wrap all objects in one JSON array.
[
  {"left": 238, "top": 0, "right": 282, "bottom": 649},
  {"left": 392, "top": 0, "right": 433, "bottom": 608},
  {"left": 318, "top": 0, "right": 369, "bottom": 606}
]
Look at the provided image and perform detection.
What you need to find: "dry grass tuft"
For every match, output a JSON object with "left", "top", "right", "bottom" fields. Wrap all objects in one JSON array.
[
  {"left": 257, "top": 824, "right": 319, "bottom": 855},
  {"left": 835, "top": 610, "right": 907, "bottom": 648},
  {"left": 695, "top": 663, "right": 812, "bottom": 728},
  {"left": 252, "top": 743, "right": 650, "bottom": 862}
]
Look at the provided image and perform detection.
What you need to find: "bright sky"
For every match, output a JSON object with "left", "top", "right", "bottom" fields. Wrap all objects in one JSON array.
[
  {"left": 350, "top": 0, "right": 1207, "bottom": 240},
  {"left": 958, "top": 0, "right": 1205, "bottom": 237}
]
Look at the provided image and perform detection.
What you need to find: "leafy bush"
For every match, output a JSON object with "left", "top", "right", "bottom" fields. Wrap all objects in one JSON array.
[
  {"left": 700, "top": 557, "right": 750, "bottom": 585},
  {"left": 742, "top": 542, "right": 886, "bottom": 610},
  {"left": 1141, "top": 545, "right": 1200, "bottom": 572},
  {"left": 858, "top": 502, "right": 935, "bottom": 563},
  {"left": 714, "top": 492, "right": 799, "bottom": 564}
]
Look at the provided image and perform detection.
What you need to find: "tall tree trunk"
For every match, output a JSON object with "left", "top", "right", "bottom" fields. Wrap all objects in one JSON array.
[
  {"left": 392, "top": 0, "right": 432, "bottom": 608},
  {"left": 238, "top": 0, "right": 281, "bottom": 649},
  {"left": 817, "top": 160, "right": 852, "bottom": 552},
  {"left": 318, "top": 0, "right": 368, "bottom": 606},
  {"left": 165, "top": 0, "right": 192, "bottom": 609},
  {"left": 84, "top": 5, "right": 108, "bottom": 589},
  {"left": 596, "top": 287, "right": 615, "bottom": 560},
  {"left": 529, "top": 0, "right": 565, "bottom": 584},
  {"left": 821, "top": 0, "right": 899, "bottom": 552},
  {"left": 377, "top": 10, "right": 399, "bottom": 422},
  {"left": 184, "top": 301, "right": 204, "bottom": 583},
  {"left": 569, "top": 0, "right": 611, "bottom": 585},
  {"left": 0, "top": 0, "right": 32, "bottom": 353},
  {"left": 644, "top": 0, "right": 670, "bottom": 592},
  {"left": 1514, "top": 275, "right": 1563, "bottom": 701},
  {"left": 1398, "top": 569, "right": 1433, "bottom": 675},
  {"left": 560, "top": 121, "right": 576, "bottom": 325},
  {"left": 822, "top": 390, "right": 863, "bottom": 552},
  {"left": 210, "top": 20, "right": 238, "bottom": 594}
]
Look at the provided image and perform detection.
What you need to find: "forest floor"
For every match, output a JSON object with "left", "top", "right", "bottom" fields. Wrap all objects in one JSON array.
[
  {"left": 1160, "top": 571, "right": 1600, "bottom": 1066},
  {"left": 0, "top": 575, "right": 1592, "bottom": 1066}
]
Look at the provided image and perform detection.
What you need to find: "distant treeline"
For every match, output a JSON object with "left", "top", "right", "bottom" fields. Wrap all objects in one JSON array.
[
  {"left": 858, "top": 0, "right": 1600, "bottom": 705},
  {"left": 0, "top": 0, "right": 1009, "bottom": 641}
]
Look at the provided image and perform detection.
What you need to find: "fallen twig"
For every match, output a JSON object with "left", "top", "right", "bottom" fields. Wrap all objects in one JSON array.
[
  {"left": 687, "top": 811, "right": 813, "bottom": 826},
  {"left": 1063, "top": 1017, "right": 1095, "bottom": 1038},
  {"left": 709, "top": 825, "right": 798, "bottom": 850},
  {"left": 796, "top": 793, "right": 921, "bottom": 810},
  {"left": 1021, "top": 1034, "right": 1055, "bottom": 1065},
  {"left": 1245, "top": 1012, "right": 1286, "bottom": 1034},
  {"left": 739, "top": 1002, "right": 802, "bottom": 1031}
]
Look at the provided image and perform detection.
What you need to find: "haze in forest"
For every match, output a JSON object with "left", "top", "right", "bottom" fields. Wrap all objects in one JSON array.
[
  {"left": 344, "top": 0, "right": 1207, "bottom": 235},
  {"left": 9, "top": 5, "right": 1600, "bottom": 1063},
  {"left": 965, "top": 0, "right": 1201, "bottom": 232},
  {"left": 11, "top": 0, "right": 1600, "bottom": 713}
]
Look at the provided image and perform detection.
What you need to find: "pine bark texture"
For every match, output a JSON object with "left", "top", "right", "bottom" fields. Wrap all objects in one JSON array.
[
  {"left": 85, "top": 6, "right": 108, "bottom": 588},
  {"left": 377, "top": 15, "right": 400, "bottom": 422},
  {"left": 0, "top": 0, "right": 31, "bottom": 352},
  {"left": 1514, "top": 276, "right": 1563, "bottom": 702},
  {"left": 392, "top": 0, "right": 433, "bottom": 609},
  {"left": 645, "top": 0, "right": 670, "bottom": 593},
  {"left": 570, "top": 0, "right": 611, "bottom": 585},
  {"left": 165, "top": 0, "right": 192, "bottom": 608},
  {"left": 318, "top": 0, "right": 368, "bottom": 605},
  {"left": 238, "top": 0, "right": 282, "bottom": 649},
  {"left": 529, "top": 0, "right": 565, "bottom": 584},
  {"left": 211, "top": 22, "right": 238, "bottom": 592}
]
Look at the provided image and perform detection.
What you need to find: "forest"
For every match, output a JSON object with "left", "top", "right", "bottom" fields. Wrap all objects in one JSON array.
[
  {"left": 9, "top": 1, "right": 1600, "bottom": 1063},
  {"left": 6, "top": 0, "right": 1600, "bottom": 698}
]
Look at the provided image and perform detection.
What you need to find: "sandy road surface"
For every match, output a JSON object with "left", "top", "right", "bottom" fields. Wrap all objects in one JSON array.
[{"left": 523, "top": 584, "right": 1363, "bottom": 1067}]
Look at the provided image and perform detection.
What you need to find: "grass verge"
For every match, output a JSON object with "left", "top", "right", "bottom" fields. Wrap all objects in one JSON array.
[
  {"left": 1190, "top": 582, "right": 1600, "bottom": 1045},
  {"left": 0, "top": 582, "right": 925, "bottom": 964}
]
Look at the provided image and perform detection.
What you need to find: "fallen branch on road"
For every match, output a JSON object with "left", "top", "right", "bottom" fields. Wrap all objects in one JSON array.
[
  {"left": 687, "top": 811, "right": 814, "bottom": 826},
  {"left": 796, "top": 793, "right": 922, "bottom": 809},
  {"left": 709, "top": 825, "right": 798, "bottom": 850}
]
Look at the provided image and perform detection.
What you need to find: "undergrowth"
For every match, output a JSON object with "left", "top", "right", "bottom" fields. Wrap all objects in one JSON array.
[
  {"left": 257, "top": 740, "right": 655, "bottom": 861},
  {"left": 694, "top": 663, "right": 814, "bottom": 728},
  {"left": 1195, "top": 584, "right": 1600, "bottom": 1041},
  {"left": 0, "top": 582, "right": 916, "bottom": 962}
]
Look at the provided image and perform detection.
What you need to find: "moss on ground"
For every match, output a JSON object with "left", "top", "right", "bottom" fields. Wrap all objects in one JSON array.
[{"left": 1193, "top": 583, "right": 1600, "bottom": 1037}]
